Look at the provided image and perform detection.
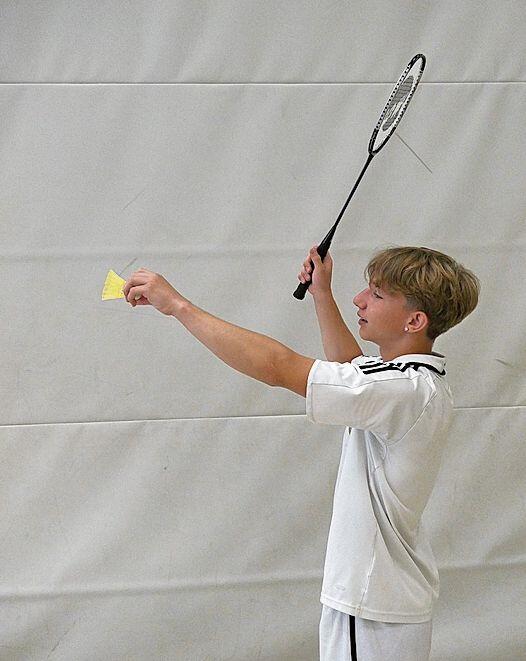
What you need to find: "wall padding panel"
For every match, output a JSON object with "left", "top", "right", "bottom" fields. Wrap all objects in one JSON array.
[{"left": 1, "top": 1, "right": 525, "bottom": 659}]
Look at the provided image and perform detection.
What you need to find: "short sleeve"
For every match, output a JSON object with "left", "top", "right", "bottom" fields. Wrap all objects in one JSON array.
[{"left": 306, "top": 358, "right": 435, "bottom": 441}]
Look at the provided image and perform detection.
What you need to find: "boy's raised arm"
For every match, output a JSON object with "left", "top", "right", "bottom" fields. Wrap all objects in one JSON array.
[
  {"left": 299, "top": 247, "right": 363, "bottom": 363},
  {"left": 313, "top": 289, "right": 363, "bottom": 362}
]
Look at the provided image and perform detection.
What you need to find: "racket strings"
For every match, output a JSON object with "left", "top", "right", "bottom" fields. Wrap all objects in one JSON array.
[
  {"left": 382, "top": 76, "right": 414, "bottom": 130},
  {"left": 369, "top": 54, "right": 425, "bottom": 154}
]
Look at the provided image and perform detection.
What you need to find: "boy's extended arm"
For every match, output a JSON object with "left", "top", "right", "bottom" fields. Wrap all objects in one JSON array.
[{"left": 313, "top": 290, "right": 362, "bottom": 362}]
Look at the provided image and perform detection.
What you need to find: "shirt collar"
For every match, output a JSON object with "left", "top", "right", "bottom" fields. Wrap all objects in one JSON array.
[{"left": 388, "top": 352, "right": 446, "bottom": 372}]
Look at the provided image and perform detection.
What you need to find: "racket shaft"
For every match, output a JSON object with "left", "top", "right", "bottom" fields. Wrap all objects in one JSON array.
[{"left": 293, "top": 152, "right": 374, "bottom": 300}]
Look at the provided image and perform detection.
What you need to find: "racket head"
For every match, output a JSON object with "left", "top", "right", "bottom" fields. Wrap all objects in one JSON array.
[{"left": 368, "top": 53, "right": 426, "bottom": 155}]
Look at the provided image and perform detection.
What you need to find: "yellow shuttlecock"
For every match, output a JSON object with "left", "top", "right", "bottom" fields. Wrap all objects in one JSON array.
[{"left": 102, "top": 269, "right": 141, "bottom": 301}]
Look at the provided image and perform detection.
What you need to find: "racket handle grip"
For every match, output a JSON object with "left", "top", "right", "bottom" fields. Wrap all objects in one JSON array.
[
  {"left": 293, "top": 279, "right": 310, "bottom": 300},
  {"left": 293, "top": 238, "right": 331, "bottom": 300}
]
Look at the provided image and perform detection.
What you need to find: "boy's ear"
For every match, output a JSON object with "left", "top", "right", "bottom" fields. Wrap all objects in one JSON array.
[{"left": 407, "top": 311, "right": 429, "bottom": 333}]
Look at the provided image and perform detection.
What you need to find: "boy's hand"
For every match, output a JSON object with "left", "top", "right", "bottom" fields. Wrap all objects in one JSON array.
[
  {"left": 122, "top": 268, "right": 186, "bottom": 316},
  {"left": 298, "top": 245, "right": 333, "bottom": 296}
]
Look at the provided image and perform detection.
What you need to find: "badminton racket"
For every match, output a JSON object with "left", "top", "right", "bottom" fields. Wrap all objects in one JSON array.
[{"left": 293, "top": 53, "right": 426, "bottom": 300}]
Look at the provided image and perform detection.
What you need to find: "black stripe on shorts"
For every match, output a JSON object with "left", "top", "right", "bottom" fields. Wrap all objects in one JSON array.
[{"left": 350, "top": 614, "right": 357, "bottom": 660}]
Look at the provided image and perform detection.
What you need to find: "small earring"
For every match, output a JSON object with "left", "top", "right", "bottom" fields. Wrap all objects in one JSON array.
[{"left": 404, "top": 327, "right": 409, "bottom": 332}]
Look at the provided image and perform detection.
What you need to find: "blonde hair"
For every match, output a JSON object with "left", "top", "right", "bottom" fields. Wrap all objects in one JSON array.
[{"left": 365, "top": 246, "right": 480, "bottom": 341}]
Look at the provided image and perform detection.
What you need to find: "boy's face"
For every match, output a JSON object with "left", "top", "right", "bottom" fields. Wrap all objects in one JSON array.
[{"left": 353, "top": 281, "right": 414, "bottom": 345}]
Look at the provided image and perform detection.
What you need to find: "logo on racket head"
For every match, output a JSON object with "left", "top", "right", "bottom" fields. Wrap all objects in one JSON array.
[{"left": 382, "top": 76, "right": 414, "bottom": 131}]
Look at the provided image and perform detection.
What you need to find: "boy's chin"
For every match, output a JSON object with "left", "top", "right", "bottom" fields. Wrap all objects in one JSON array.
[{"left": 359, "top": 323, "right": 377, "bottom": 342}]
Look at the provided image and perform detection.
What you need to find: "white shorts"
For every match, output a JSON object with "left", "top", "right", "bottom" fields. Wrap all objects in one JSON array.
[{"left": 319, "top": 604, "right": 433, "bottom": 661}]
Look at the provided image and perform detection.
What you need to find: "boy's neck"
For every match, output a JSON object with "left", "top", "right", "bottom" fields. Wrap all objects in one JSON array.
[{"left": 379, "top": 338, "right": 435, "bottom": 362}]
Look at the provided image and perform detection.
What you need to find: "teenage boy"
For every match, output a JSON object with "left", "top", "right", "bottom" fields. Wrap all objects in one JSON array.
[{"left": 122, "top": 244, "right": 480, "bottom": 661}]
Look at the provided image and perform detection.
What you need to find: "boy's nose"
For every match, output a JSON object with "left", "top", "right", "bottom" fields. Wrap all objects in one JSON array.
[{"left": 353, "top": 288, "right": 367, "bottom": 308}]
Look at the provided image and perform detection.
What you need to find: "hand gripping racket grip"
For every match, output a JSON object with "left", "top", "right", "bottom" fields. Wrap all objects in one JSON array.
[{"left": 292, "top": 240, "right": 330, "bottom": 300}]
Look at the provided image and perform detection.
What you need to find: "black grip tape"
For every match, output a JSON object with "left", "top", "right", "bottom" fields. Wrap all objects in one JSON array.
[{"left": 292, "top": 242, "right": 329, "bottom": 301}]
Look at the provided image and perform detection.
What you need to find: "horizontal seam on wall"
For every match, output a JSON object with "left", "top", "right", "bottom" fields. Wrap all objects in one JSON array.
[
  {"left": 0, "top": 559, "right": 522, "bottom": 601},
  {"left": 3, "top": 244, "right": 524, "bottom": 259},
  {"left": 1, "top": 406, "right": 525, "bottom": 429},
  {"left": 0, "top": 570, "right": 323, "bottom": 602},
  {"left": 0, "top": 81, "right": 524, "bottom": 86}
]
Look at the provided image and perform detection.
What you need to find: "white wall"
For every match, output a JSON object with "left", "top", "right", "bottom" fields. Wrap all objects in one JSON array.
[{"left": 1, "top": 2, "right": 524, "bottom": 659}]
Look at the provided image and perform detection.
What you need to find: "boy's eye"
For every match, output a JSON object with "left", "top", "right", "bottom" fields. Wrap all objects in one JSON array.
[{"left": 373, "top": 291, "right": 382, "bottom": 299}]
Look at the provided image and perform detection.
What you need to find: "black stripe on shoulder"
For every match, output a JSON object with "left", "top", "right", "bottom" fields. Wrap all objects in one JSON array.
[
  {"left": 359, "top": 364, "right": 403, "bottom": 375},
  {"left": 360, "top": 361, "right": 446, "bottom": 376}
]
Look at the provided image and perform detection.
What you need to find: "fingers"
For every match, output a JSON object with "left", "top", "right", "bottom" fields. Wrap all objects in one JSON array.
[
  {"left": 124, "top": 284, "right": 144, "bottom": 303},
  {"left": 122, "top": 278, "right": 133, "bottom": 298},
  {"left": 298, "top": 269, "right": 310, "bottom": 283},
  {"left": 310, "top": 245, "right": 332, "bottom": 264},
  {"left": 122, "top": 269, "right": 151, "bottom": 296},
  {"left": 298, "top": 258, "right": 313, "bottom": 283},
  {"left": 298, "top": 246, "right": 318, "bottom": 283},
  {"left": 298, "top": 244, "right": 333, "bottom": 283},
  {"left": 303, "top": 246, "right": 318, "bottom": 267},
  {"left": 310, "top": 245, "right": 323, "bottom": 264}
]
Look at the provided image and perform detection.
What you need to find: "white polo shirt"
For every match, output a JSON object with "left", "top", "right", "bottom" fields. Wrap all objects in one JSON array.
[{"left": 306, "top": 352, "right": 453, "bottom": 624}]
